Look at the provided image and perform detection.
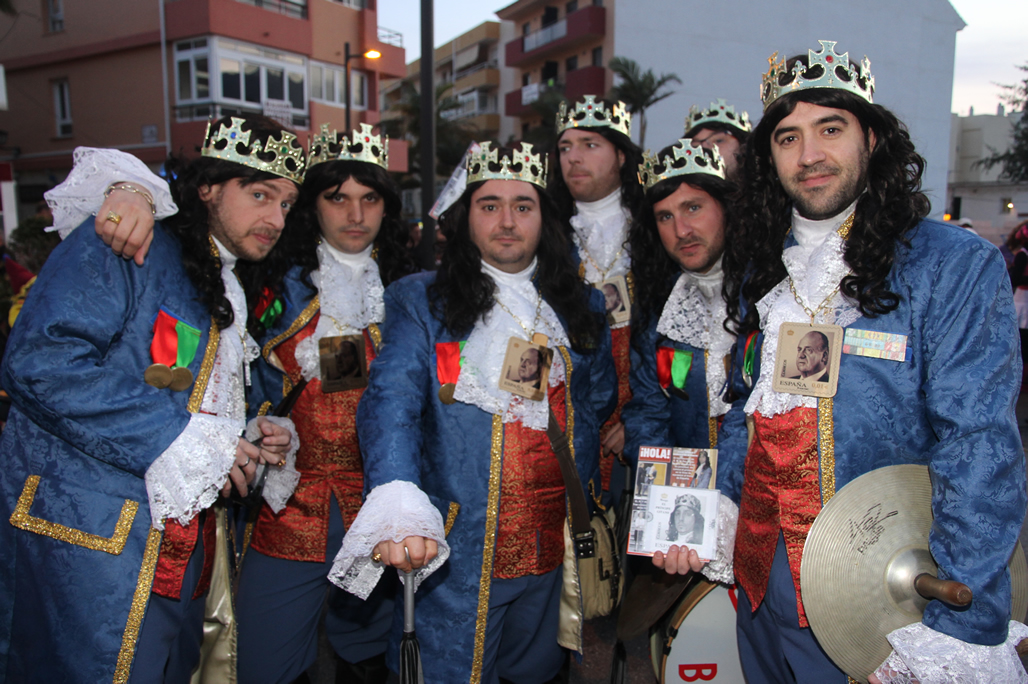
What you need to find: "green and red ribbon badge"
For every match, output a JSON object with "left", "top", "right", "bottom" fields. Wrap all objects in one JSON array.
[
  {"left": 435, "top": 341, "right": 466, "bottom": 404},
  {"left": 742, "top": 331, "right": 759, "bottom": 387},
  {"left": 254, "top": 287, "right": 285, "bottom": 330},
  {"left": 657, "top": 346, "right": 692, "bottom": 396},
  {"left": 146, "top": 309, "right": 202, "bottom": 391}
]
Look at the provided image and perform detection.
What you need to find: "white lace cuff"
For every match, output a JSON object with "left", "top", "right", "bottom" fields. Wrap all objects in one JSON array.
[
  {"left": 874, "top": 620, "right": 1028, "bottom": 684},
  {"left": 328, "top": 480, "right": 450, "bottom": 600},
  {"left": 244, "top": 416, "right": 301, "bottom": 513},
  {"left": 700, "top": 493, "right": 738, "bottom": 585},
  {"left": 144, "top": 413, "right": 243, "bottom": 530},
  {"left": 45, "top": 147, "right": 177, "bottom": 238}
]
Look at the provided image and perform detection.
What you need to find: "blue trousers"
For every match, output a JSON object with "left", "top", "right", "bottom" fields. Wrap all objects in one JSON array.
[
  {"left": 130, "top": 522, "right": 207, "bottom": 684},
  {"left": 235, "top": 495, "right": 393, "bottom": 684},
  {"left": 481, "top": 567, "right": 566, "bottom": 684},
  {"left": 736, "top": 533, "right": 848, "bottom": 684}
]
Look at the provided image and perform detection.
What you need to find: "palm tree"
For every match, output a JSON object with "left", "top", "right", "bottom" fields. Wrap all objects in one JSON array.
[{"left": 607, "top": 56, "right": 681, "bottom": 148}]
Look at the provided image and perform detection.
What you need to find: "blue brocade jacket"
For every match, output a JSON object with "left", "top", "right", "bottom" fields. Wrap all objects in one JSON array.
[
  {"left": 356, "top": 272, "right": 618, "bottom": 683},
  {"left": 0, "top": 221, "right": 220, "bottom": 682},
  {"left": 717, "top": 219, "right": 1027, "bottom": 646}
]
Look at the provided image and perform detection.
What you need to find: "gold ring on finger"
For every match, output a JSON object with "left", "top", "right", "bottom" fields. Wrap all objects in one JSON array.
[{"left": 106, "top": 210, "right": 122, "bottom": 225}]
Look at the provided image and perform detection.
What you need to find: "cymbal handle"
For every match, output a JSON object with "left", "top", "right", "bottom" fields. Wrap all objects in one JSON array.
[{"left": 914, "top": 573, "right": 972, "bottom": 607}]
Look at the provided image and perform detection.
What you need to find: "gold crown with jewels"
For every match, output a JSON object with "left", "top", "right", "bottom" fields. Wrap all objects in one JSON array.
[
  {"left": 685, "top": 98, "right": 752, "bottom": 136},
  {"left": 466, "top": 141, "right": 548, "bottom": 188},
  {"left": 306, "top": 123, "right": 389, "bottom": 170},
  {"left": 761, "top": 40, "right": 874, "bottom": 111},
  {"left": 555, "top": 95, "right": 631, "bottom": 138},
  {"left": 202, "top": 117, "right": 306, "bottom": 184},
  {"left": 637, "top": 139, "right": 725, "bottom": 191}
]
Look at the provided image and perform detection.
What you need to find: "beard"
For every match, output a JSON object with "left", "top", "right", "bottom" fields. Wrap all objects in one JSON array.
[{"left": 785, "top": 145, "right": 870, "bottom": 221}]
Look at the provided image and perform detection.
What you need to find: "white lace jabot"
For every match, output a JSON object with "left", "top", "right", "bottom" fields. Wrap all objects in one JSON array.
[
  {"left": 452, "top": 259, "right": 569, "bottom": 431},
  {"left": 745, "top": 203, "right": 862, "bottom": 418},
  {"left": 656, "top": 261, "right": 734, "bottom": 417},
  {"left": 570, "top": 189, "right": 632, "bottom": 328},
  {"left": 294, "top": 242, "right": 385, "bottom": 382}
]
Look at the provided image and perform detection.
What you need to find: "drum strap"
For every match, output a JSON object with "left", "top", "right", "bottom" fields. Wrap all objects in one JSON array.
[{"left": 546, "top": 408, "right": 596, "bottom": 559}]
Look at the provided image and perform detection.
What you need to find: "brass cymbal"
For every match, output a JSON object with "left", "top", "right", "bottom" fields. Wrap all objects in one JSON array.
[{"left": 800, "top": 464, "right": 1028, "bottom": 681}]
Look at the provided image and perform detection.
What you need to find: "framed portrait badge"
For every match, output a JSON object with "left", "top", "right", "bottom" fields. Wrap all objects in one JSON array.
[
  {"left": 771, "top": 323, "right": 843, "bottom": 398},
  {"left": 498, "top": 337, "right": 552, "bottom": 402},
  {"left": 319, "top": 334, "right": 368, "bottom": 393},
  {"left": 598, "top": 275, "right": 631, "bottom": 326}
]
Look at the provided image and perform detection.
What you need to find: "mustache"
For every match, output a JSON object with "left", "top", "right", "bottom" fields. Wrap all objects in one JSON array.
[
  {"left": 674, "top": 237, "right": 706, "bottom": 249},
  {"left": 795, "top": 163, "right": 842, "bottom": 182}
]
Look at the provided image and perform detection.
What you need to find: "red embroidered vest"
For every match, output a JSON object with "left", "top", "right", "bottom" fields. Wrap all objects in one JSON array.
[
  {"left": 599, "top": 325, "right": 632, "bottom": 490},
  {"left": 734, "top": 407, "right": 823, "bottom": 626},
  {"left": 493, "top": 381, "right": 569, "bottom": 579},
  {"left": 250, "top": 312, "right": 375, "bottom": 563}
]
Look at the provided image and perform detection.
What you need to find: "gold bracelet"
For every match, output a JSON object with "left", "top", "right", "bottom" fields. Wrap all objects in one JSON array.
[{"left": 105, "top": 182, "right": 156, "bottom": 215}]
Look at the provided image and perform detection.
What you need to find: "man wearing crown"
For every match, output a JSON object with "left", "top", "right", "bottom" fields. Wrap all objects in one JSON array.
[
  {"left": 659, "top": 41, "right": 1028, "bottom": 682},
  {"left": 63, "top": 123, "right": 414, "bottom": 681},
  {"left": 0, "top": 114, "right": 302, "bottom": 682},
  {"left": 684, "top": 98, "right": 752, "bottom": 181},
  {"left": 329, "top": 142, "right": 617, "bottom": 683},
  {"left": 233, "top": 123, "right": 415, "bottom": 684},
  {"left": 623, "top": 140, "right": 739, "bottom": 583},
  {"left": 551, "top": 95, "right": 646, "bottom": 505}
]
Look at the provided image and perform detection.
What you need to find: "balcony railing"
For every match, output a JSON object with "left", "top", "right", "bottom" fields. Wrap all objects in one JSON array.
[
  {"left": 378, "top": 26, "right": 403, "bottom": 48},
  {"left": 235, "top": 0, "right": 307, "bottom": 19},
  {"left": 523, "top": 19, "right": 566, "bottom": 52},
  {"left": 175, "top": 103, "right": 310, "bottom": 129},
  {"left": 454, "top": 60, "right": 497, "bottom": 82}
]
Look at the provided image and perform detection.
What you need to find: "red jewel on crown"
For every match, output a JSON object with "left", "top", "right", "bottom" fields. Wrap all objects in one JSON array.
[{"left": 826, "top": 55, "right": 834, "bottom": 63}]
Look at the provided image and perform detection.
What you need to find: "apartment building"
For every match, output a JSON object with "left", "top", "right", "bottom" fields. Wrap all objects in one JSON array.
[
  {"left": 496, "top": 0, "right": 610, "bottom": 139},
  {"left": 0, "top": 0, "right": 406, "bottom": 223},
  {"left": 380, "top": 20, "right": 514, "bottom": 142}
]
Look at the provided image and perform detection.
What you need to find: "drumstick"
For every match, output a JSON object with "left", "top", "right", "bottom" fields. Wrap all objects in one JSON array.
[{"left": 914, "top": 573, "right": 972, "bottom": 607}]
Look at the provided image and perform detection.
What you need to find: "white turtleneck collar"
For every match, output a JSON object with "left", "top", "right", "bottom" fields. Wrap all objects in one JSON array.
[
  {"left": 791, "top": 197, "right": 860, "bottom": 251},
  {"left": 212, "top": 235, "right": 237, "bottom": 269},
  {"left": 684, "top": 254, "right": 724, "bottom": 302},
  {"left": 481, "top": 258, "right": 536, "bottom": 288},
  {"left": 574, "top": 188, "right": 623, "bottom": 221},
  {"left": 323, "top": 240, "right": 374, "bottom": 271}
]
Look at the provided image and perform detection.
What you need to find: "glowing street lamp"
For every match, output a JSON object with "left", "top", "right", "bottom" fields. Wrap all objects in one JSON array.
[{"left": 345, "top": 42, "right": 381, "bottom": 131}]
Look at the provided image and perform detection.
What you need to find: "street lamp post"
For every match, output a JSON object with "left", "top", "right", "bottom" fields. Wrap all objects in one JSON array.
[{"left": 344, "top": 42, "right": 381, "bottom": 132}]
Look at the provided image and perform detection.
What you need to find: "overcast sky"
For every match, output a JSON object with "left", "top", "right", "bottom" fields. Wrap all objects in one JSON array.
[{"left": 376, "top": 0, "right": 1028, "bottom": 116}]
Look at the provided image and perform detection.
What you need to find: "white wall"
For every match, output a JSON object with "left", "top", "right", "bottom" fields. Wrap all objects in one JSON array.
[{"left": 612, "top": 0, "right": 965, "bottom": 218}]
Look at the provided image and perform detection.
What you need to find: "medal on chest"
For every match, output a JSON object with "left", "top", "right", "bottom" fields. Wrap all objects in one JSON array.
[
  {"left": 145, "top": 309, "right": 200, "bottom": 392},
  {"left": 771, "top": 322, "right": 843, "bottom": 398},
  {"left": 597, "top": 275, "right": 630, "bottom": 326},
  {"left": 319, "top": 333, "right": 367, "bottom": 393}
]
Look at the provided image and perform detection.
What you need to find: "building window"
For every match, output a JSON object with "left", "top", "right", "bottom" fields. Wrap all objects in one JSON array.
[
  {"left": 309, "top": 61, "right": 368, "bottom": 110},
  {"left": 46, "top": 0, "right": 64, "bottom": 32},
  {"left": 329, "top": 0, "right": 365, "bottom": 7},
  {"left": 566, "top": 56, "right": 578, "bottom": 72},
  {"left": 53, "top": 80, "right": 72, "bottom": 137},
  {"left": 592, "top": 0, "right": 602, "bottom": 5},
  {"left": 173, "top": 37, "right": 308, "bottom": 127},
  {"left": 566, "top": 0, "right": 577, "bottom": 13},
  {"left": 522, "top": 73, "right": 531, "bottom": 87},
  {"left": 522, "top": 22, "right": 531, "bottom": 36},
  {"left": 592, "top": 46, "right": 603, "bottom": 67},
  {"left": 1002, "top": 198, "right": 1014, "bottom": 214}
]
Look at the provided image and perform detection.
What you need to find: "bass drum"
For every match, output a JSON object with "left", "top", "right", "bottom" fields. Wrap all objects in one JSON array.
[{"left": 650, "top": 577, "right": 743, "bottom": 683}]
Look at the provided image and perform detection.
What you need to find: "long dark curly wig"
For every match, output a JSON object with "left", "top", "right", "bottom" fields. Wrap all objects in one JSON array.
[
  {"left": 724, "top": 86, "right": 930, "bottom": 337},
  {"left": 163, "top": 115, "right": 299, "bottom": 334},
  {"left": 548, "top": 115, "right": 646, "bottom": 231},
  {"left": 629, "top": 165, "right": 737, "bottom": 330},
  {"left": 280, "top": 159, "right": 416, "bottom": 297},
  {"left": 430, "top": 179, "right": 604, "bottom": 352}
]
